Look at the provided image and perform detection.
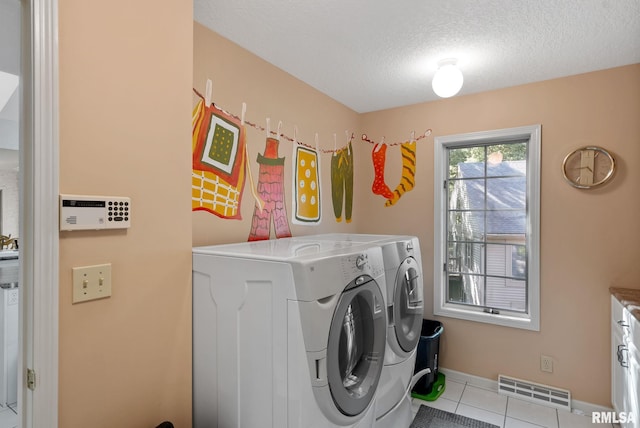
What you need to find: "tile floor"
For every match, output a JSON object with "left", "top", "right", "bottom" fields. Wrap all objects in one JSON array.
[{"left": 411, "top": 378, "right": 619, "bottom": 428}]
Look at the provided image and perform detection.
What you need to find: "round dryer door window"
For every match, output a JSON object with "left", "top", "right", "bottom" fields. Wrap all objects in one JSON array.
[
  {"left": 393, "top": 257, "right": 423, "bottom": 353},
  {"left": 326, "top": 275, "right": 386, "bottom": 417}
]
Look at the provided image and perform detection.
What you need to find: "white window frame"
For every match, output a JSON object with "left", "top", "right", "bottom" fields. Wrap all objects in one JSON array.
[{"left": 433, "top": 125, "right": 541, "bottom": 331}]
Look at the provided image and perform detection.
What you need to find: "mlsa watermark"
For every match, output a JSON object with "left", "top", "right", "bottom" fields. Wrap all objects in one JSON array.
[{"left": 592, "top": 411, "right": 636, "bottom": 424}]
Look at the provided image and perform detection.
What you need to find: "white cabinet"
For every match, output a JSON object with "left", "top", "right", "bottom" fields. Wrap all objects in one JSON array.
[
  {"left": 629, "top": 347, "right": 640, "bottom": 420},
  {"left": 611, "top": 295, "right": 640, "bottom": 428}
]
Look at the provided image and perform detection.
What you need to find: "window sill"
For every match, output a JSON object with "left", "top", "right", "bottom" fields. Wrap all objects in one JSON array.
[{"left": 434, "top": 304, "right": 540, "bottom": 331}]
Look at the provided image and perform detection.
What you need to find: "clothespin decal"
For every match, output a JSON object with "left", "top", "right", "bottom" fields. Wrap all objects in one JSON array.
[{"left": 205, "top": 79, "right": 212, "bottom": 106}]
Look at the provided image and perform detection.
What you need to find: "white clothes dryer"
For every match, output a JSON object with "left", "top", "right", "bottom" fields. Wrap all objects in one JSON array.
[
  {"left": 192, "top": 238, "right": 388, "bottom": 428},
  {"left": 296, "top": 234, "right": 424, "bottom": 428}
]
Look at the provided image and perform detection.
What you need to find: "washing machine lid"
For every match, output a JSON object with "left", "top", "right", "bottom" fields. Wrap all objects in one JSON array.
[
  {"left": 193, "top": 237, "right": 365, "bottom": 261},
  {"left": 326, "top": 275, "right": 386, "bottom": 417},
  {"left": 393, "top": 257, "right": 423, "bottom": 353}
]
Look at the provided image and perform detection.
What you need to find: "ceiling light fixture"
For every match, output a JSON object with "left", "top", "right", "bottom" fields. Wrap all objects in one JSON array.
[{"left": 432, "top": 59, "right": 463, "bottom": 98}]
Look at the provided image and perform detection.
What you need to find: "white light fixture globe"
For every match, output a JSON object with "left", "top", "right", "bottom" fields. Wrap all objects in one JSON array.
[{"left": 432, "top": 59, "right": 463, "bottom": 98}]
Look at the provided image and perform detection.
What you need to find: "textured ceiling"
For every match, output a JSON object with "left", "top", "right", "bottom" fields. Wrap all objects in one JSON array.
[{"left": 195, "top": 0, "right": 640, "bottom": 113}]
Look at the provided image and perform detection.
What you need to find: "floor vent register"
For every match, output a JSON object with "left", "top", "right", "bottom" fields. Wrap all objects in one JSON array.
[{"left": 498, "top": 374, "right": 571, "bottom": 411}]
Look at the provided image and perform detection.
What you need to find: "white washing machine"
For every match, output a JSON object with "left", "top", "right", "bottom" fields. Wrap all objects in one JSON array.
[
  {"left": 192, "top": 237, "right": 388, "bottom": 428},
  {"left": 296, "top": 234, "right": 424, "bottom": 428}
]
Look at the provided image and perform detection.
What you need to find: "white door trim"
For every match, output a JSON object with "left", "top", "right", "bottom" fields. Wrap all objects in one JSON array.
[{"left": 19, "top": 0, "right": 59, "bottom": 426}]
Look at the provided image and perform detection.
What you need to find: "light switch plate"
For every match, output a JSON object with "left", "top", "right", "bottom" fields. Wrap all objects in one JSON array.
[{"left": 72, "top": 263, "right": 112, "bottom": 303}]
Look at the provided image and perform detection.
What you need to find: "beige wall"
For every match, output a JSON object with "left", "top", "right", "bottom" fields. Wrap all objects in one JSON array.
[
  {"left": 58, "top": 1, "right": 193, "bottom": 426},
  {"left": 359, "top": 64, "right": 640, "bottom": 406}
]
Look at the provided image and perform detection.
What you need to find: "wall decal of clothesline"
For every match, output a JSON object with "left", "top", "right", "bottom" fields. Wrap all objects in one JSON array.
[
  {"left": 193, "top": 78, "right": 435, "bottom": 229},
  {"left": 193, "top": 88, "right": 433, "bottom": 155}
]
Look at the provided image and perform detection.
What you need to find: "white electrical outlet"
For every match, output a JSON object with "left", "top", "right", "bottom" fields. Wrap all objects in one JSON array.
[
  {"left": 541, "top": 355, "right": 553, "bottom": 373},
  {"left": 72, "top": 263, "right": 112, "bottom": 303}
]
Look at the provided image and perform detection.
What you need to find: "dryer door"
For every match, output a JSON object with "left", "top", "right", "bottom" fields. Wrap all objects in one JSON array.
[
  {"left": 393, "top": 257, "right": 423, "bottom": 353},
  {"left": 326, "top": 275, "right": 386, "bottom": 417}
]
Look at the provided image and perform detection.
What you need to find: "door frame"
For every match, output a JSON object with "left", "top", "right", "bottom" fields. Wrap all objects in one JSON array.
[{"left": 19, "top": 0, "right": 59, "bottom": 426}]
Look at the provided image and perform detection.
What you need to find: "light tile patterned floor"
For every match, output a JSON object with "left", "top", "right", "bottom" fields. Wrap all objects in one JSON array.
[{"left": 411, "top": 378, "right": 618, "bottom": 428}]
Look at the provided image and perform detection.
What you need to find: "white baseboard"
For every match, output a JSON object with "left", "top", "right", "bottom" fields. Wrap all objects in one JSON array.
[
  {"left": 440, "top": 368, "right": 498, "bottom": 392},
  {"left": 439, "top": 367, "right": 613, "bottom": 416},
  {"left": 569, "top": 399, "right": 616, "bottom": 416}
]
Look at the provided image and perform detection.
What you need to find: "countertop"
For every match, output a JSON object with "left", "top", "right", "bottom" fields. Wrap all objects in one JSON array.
[
  {"left": 0, "top": 250, "right": 18, "bottom": 261},
  {"left": 610, "top": 287, "right": 640, "bottom": 322}
]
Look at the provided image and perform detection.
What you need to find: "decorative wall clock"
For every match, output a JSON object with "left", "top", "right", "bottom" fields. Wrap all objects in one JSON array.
[{"left": 562, "top": 146, "right": 616, "bottom": 189}]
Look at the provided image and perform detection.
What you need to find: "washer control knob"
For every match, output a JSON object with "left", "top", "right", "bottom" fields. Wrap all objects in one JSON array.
[{"left": 355, "top": 254, "right": 367, "bottom": 270}]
